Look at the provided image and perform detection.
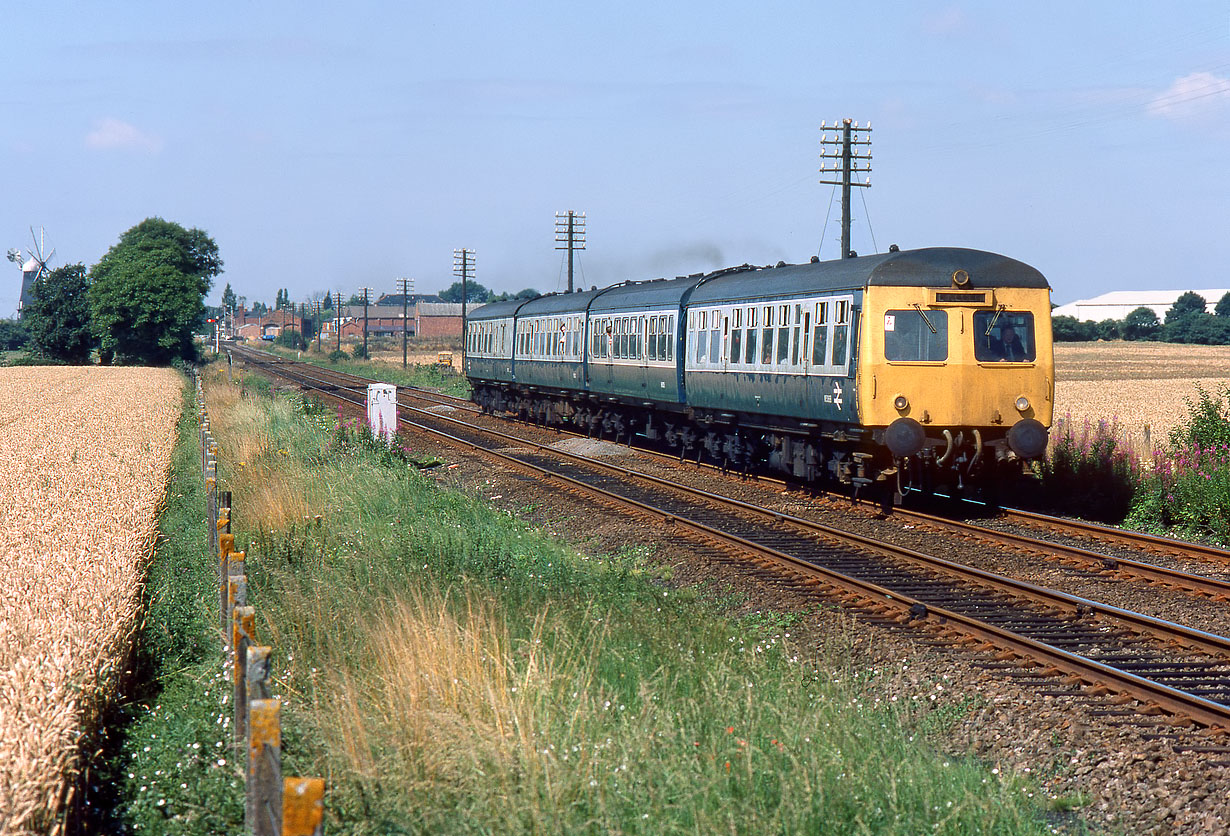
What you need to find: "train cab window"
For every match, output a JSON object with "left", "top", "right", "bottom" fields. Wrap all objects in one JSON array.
[
  {"left": 884, "top": 308, "right": 948, "bottom": 362},
  {"left": 973, "top": 311, "right": 1036, "bottom": 362}
]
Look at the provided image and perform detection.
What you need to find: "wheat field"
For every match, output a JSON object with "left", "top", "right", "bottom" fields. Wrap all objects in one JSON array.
[
  {"left": 1054, "top": 342, "right": 1230, "bottom": 453},
  {"left": 0, "top": 366, "right": 183, "bottom": 835}
]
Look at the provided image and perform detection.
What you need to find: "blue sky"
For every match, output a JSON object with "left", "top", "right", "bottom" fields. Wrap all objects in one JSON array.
[{"left": 2, "top": 2, "right": 1228, "bottom": 316}]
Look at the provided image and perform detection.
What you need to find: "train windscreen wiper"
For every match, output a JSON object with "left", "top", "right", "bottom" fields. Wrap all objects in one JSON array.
[
  {"left": 911, "top": 303, "right": 937, "bottom": 334},
  {"left": 984, "top": 304, "right": 1006, "bottom": 336}
]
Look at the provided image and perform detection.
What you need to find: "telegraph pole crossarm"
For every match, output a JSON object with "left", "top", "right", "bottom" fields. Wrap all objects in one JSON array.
[
  {"left": 819, "top": 119, "right": 872, "bottom": 260},
  {"left": 554, "top": 211, "right": 586, "bottom": 294},
  {"left": 396, "top": 277, "right": 414, "bottom": 368},
  {"left": 453, "top": 249, "right": 475, "bottom": 365}
]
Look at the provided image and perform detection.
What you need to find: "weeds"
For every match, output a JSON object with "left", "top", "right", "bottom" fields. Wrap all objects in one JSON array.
[
  {"left": 1128, "top": 386, "right": 1230, "bottom": 543},
  {"left": 1038, "top": 415, "right": 1141, "bottom": 522},
  {"left": 182, "top": 366, "right": 1059, "bottom": 834}
]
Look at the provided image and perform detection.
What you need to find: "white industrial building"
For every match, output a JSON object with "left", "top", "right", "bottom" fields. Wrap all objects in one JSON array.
[{"left": 1052, "top": 289, "right": 1230, "bottom": 321}]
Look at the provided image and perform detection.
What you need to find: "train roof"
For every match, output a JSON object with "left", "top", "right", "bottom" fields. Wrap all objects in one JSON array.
[
  {"left": 467, "top": 248, "right": 1048, "bottom": 323},
  {"left": 689, "top": 247, "right": 1049, "bottom": 305}
]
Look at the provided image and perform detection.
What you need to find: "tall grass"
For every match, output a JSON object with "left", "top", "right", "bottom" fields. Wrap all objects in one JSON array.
[{"left": 201, "top": 366, "right": 1058, "bottom": 834}]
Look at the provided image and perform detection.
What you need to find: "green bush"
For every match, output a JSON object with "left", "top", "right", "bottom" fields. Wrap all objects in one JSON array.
[
  {"left": 327, "top": 348, "right": 348, "bottom": 363},
  {"left": 351, "top": 343, "right": 369, "bottom": 359},
  {"left": 1038, "top": 415, "right": 1140, "bottom": 522}
]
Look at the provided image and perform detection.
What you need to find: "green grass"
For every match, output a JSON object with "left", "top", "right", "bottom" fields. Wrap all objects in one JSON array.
[
  {"left": 194, "top": 370, "right": 1062, "bottom": 835},
  {"left": 84, "top": 380, "right": 244, "bottom": 834}
]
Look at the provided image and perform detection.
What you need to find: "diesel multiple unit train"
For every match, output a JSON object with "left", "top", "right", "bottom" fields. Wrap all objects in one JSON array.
[{"left": 464, "top": 246, "right": 1053, "bottom": 499}]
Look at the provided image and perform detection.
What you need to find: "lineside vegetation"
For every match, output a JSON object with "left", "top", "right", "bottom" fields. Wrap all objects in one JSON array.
[{"left": 129, "top": 364, "right": 1060, "bottom": 834}]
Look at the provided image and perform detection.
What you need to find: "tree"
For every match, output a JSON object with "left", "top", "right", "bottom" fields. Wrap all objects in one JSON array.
[
  {"left": 0, "top": 318, "right": 29, "bottom": 351},
  {"left": 89, "top": 218, "right": 222, "bottom": 365},
  {"left": 1095, "top": 318, "right": 1121, "bottom": 341},
  {"left": 1165, "top": 291, "right": 1208, "bottom": 323},
  {"left": 1051, "top": 315, "right": 1097, "bottom": 342},
  {"left": 439, "top": 280, "right": 491, "bottom": 303},
  {"left": 323, "top": 291, "right": 332, "bottom": 310},
  {"left": 1121, "top": 306, "right": 1160, "bottom": 341},
  {"left": 1216, "top": 292, "right": 1230, "bottom": 318},
  {"left": 25, "top": 264, "right": 95, "bottom": 363},
  {"left": 221, "top": 282, "right": 237, "bottom": 313}
]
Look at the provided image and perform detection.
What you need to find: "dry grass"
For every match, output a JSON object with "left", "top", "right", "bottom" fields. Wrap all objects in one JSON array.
[
  {"left": 203, "top": 371, "right": 309, "bottom": 532},
  {"left": 0, "top": 366, "right": 182, "bottom": 835},
  {"left": 1054, "top": 342, "right": 1230, "bottom": 454}
]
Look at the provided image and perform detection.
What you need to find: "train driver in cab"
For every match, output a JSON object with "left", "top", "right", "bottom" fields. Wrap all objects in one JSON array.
[{"left": 992, "top": 325, "right": 1024, "bottom": 361}]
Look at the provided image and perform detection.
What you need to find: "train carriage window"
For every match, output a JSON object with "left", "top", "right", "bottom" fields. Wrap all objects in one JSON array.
[
  {"left": 884, "top": 308, "right": 948, "bottom": 362},
  {"left": 777, "top": 321, "right": 790, "bottom": 365},
  {"left": 666, "top": 315, "right": 675, "bottom": 361},
  {"left": 745, "top": 322, "right": 757, "bottom": 364},
  {"left": 812, "top": 302, "right": 829, "bottom": 366},
  {"left": 730, "top": 325, "right": 742, "bottom": 365},
  {"left": 973, "top": 311, "right": 1035, "bottom": 362},
  {"left": 709, "top": 320, "right": 721, "bottom": 365}
]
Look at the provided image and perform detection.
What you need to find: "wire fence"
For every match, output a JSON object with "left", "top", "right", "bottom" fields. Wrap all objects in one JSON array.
[{"left": 198, "top": 375, "right": 325, "bottom": 836}]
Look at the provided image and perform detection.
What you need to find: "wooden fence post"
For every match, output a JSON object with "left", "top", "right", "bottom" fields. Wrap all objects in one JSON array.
[
  {"left": 247, "top": 645, "right": 273, "bottom": 701},
  {"left": 233, "top": 606, "right": 256, "bottom": 745},
  {"left": 219, "top": 535, "right": 235, "bottom": 633},
  {"left": 283, "top": 778, "right": 325, "bottom": 836},
  {"left": 227, "top": 554, "right": 247, "bottom": 647},
  {"left": 248, "top": 698, "right": 283, "bottom": 836}
]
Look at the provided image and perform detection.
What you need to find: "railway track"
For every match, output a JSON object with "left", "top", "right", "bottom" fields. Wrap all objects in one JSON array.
[{"left": 229, "top": 345, "right": 1230, "bottom": 734}]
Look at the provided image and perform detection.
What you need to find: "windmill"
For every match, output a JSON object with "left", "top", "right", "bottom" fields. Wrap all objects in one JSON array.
[{"left": 7, "top": 227, "right": 54, "bottom": 315}]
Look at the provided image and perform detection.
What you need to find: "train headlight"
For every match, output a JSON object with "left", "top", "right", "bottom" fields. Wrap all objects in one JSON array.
[
  {"left": 893, "top": 394, "right": 910, "bottom": 411},
  {"left": 1015, "top": 395, "right": 1031, "bottom": 412}
]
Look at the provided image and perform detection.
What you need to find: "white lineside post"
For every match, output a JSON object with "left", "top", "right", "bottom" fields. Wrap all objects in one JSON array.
[{"left": 367, "top": 383, "right": 397, "bottom": 445}]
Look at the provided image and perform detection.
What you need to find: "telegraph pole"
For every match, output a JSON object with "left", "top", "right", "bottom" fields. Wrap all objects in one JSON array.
[
  {"left": 312, "top": 300, "right": 323, "bottom": 352},
  {"left": 359, "top": 287, "right": 373, "bottom": 358},
  {"left": 396, "top": 277, "right": 414, "bottom": 367},
  {"left": 453, "top": 248, "right": 475, "bottom": 359},
  {"left": 336, "top": 289, "right": 344, "bottom": 353},
  {"left": 554, "top": 211, "right": 586, "bottom": 293},
  {"left": 819, "top": 119, "right": 872, "bottom": 259}
]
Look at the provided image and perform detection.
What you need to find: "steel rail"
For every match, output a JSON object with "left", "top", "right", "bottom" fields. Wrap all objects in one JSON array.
[
  {"left": 232, "top": 344, "right": 1230, "bottom": 601},
  {"left": 894, "top": 507, "right": 1230, "bottom": 599},
  {"left": 998, "top": 506, "right": 1230, "bottom": 563},
  {"left": 235, "top": 349, "right": 1230, "bottom": 731}
]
